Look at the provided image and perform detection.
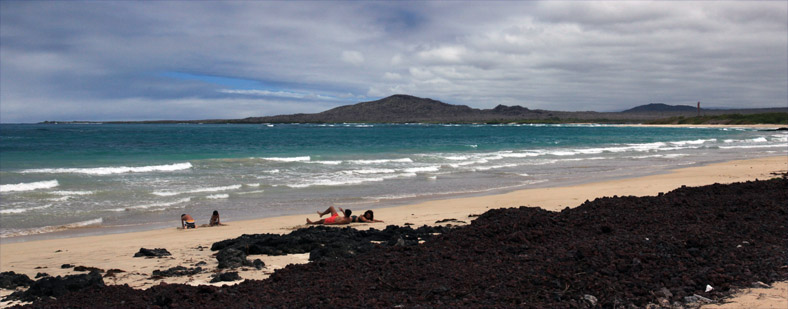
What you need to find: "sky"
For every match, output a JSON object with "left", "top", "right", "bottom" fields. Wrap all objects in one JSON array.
[{"left": 1, "top": 1, "right": 786, "bottom": 123}]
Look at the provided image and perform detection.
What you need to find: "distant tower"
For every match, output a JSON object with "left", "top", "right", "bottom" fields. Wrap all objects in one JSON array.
[{"left": 697, "top": 101, "right": 700, "bottom": 117}]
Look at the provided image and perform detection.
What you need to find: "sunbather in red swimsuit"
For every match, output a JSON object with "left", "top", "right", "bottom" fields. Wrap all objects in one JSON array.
[{"left": 324, "top": 214, "right": 339, "bottom": 224}]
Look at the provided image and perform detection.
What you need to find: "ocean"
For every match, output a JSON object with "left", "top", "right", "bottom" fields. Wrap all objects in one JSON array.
[{"left": 1, "top": 123, "right": 786, "bottom": 242}]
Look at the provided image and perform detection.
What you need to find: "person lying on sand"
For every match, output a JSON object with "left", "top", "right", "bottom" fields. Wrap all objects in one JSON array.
[
  {"left": 181, "top": 214, "right": 196, "bottom": 229},
  {"left": 351, "top": 210, "right": 384, "bottom": 223},
  {"left": 307, "top": 206, "right": 352, "bottom": 225}
]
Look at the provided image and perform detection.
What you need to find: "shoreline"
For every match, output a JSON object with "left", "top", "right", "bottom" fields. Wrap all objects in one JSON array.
[{"left": 1, "top": 155, "right": 786, "bottom": 306}]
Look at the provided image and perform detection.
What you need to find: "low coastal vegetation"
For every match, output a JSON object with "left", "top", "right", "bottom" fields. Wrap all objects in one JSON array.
[{"left": 647, "top": 113, "right": 788, "bottom": 125}]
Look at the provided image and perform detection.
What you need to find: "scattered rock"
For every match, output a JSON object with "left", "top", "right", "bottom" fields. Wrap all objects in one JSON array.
[
  {"left": 210, "top": 272, "right": 241, "bottom": 283},
  {"left": 74, "top": 266, "right": 104, "bottom": 273},
  {"left": 216, "top": 248, "right": 252, "bottom": 269},
  {"left": 35, "top": 273, "right": 50, "bottom": 279},
  {"left": 0, "top": 271, "right": 34, "bottom": 289},
  {"left": 151, "top": 266, "right": 202, "bottom": 278},
  {"left": 104, "top": 269, "right": 125, "bottom": 278},
  {"left": 133, "top": 248, "right": 171, "bottom": 258},
  {"left": 5, "top": 271, "right": 104, "bottom": 302},
  {"left": 253, "top": 259, "right": 264, "bottom": 270},
  {"left": 435, "top": 218, "right": 466, "bottom": 224},
  {"left": 60, "top": 264, "right": 74, "bottom": 269}
]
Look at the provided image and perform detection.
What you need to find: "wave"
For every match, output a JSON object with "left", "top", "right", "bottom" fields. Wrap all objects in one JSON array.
[
  {"left": 718, "top": 143, "right": 788, "bottom": 150},
  {"left": 404, "top": 166, "right": 441, "bottom": 173},
  {"left": 0, "top": 204, "right": 54, "bottom": 214},
  {"left": 0, "top": 180, "right": 59, "bottom": 193},
  {"left": 344, "top": 168, "right": 397, "bottom": 175},
  {"left": 107, "top": 198, "right": 191, "bottom": 212},
  {"left": 0, "top": 218, "right": 103, "bottom": 238},
  {"left": 152, "top": 184, "right": 242, "bottom": 197},
  {"left": 285, "top": 172, "right": 411, "bottom": 189},
  {"left": 206, "top": 194, "right": 229, "bottom": 199},
  {"left": 348, "top": 158, "right": 413, "bottom": 164},
  {"left": 51, "top": 190, "right": 94, "bottom": 196},
  {"left": 263, "top": 156, "right": 311, "bottom": 162},
  {"left": 20, "top": 162, "right": 192, "bottom": 175}
]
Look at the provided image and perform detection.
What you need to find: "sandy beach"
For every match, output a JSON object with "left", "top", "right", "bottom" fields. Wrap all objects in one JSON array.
[{"left": 1, "top": 155, "right": 786, "bottom": 307}]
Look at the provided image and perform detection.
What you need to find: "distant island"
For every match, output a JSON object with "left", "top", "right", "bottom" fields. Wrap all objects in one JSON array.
[{"left": 42, "top": 94, "right": 788, "bottom": 125}]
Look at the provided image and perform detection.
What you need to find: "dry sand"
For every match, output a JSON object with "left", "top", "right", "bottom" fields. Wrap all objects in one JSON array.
[{"left": 1, "top": 155, "right": 786, "bottom": 307}]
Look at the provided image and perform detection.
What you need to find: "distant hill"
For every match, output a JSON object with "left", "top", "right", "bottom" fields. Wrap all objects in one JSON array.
[
  {"left": 44, "top": 94, "right": 788, "bottom": 124},
  {"left": 238, "top": 94, "right": 560, "bottom": 123},
  {"left": 622, "top": 103, "right": 698, "bottom": 113}
]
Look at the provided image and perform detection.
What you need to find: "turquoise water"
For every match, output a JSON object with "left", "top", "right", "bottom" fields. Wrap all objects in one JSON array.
[{"left": 1, "top": 123, "right": 786, "bottom": 241}]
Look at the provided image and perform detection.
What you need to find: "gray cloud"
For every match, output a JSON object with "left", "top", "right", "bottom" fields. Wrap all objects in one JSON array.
[{"left": 1, "top": 1, "right": 785, "bottom": 122}]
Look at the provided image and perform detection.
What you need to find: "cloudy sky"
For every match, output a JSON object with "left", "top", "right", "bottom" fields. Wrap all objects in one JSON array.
[{"left": 1, "top": 1, "right": 786, "bottom": 123}]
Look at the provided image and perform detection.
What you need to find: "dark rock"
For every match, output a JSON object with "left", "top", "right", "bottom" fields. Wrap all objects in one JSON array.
[
  {"left": 0, "top": 271, "right": 34, "bottom": 289},
  {"left": 35, "top": 273, "right": 50, "bottom": 279},
  {"left": 216, "top": 248, "right": 252, "bottom": 269},
  {"left": 60, "top": 264, "right": 74, "bottom": 269},
  {"left": 133, "top": 248, "right": 171, "bottom": 258},
  {"left": 73, "top": 266, "right": 104, "bottom": 273},
  {"left": 212, "top": 225, "right": 449, "bottom": 263},
  {"left": 5, "top": 271, "right": 104, "bottom": 302},
  {"left": 151, "top": 266, "right": 202, "bottom": 278},
  {"left": 210, "top": 272, "right": 241, "bottom": 283},
  {"left": 253, "top": 259, "right": 264, "bottom": 270},
  {"left": 104, "top": 269, "right": 125, "bottom": 278},
  {"left": 20, "top": 179, "right": 788, "bottom": 308}
]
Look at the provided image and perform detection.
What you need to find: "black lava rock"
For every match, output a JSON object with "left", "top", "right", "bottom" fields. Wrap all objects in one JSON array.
[
  {"left": 0, "top": 271, "right": 34, "bottom": 289},
  {"left": 6, "top": 271, "right": 104, "bottom": 303},
  {"left": 210, "top": 272, "right": 241, "bottom": 283},
  {"left": 133, "top": 248, "right": 172, "bottom": 258}
]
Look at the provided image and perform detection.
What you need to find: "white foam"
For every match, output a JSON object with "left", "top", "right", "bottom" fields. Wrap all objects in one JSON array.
[
  {"left": 285, "top": 172, "right": 411, "bottom": 189},
  {"left": 0, "top": 218, "right": 103, "bottom": 238},
  {"left": 473, "top": 163, "right": 519, "bottom": 171},
  {"left": 670, "top": 139, "right": 716, "bottom": 146},
  {"left": 749, "top": 137, "right": 768, "bottom": 143},
  {"left": 152, "top": 184, "right": 242, "bottom": 197},
  {"left": 108, "top": 198, "right": 192, "bottom": 212},
  {"left": 51, "top": 190, "right": 94, "bottom": 196},
  {"left": 404, "top": 166, "right": 441, "bottom": 173},
  {"left": 0, "top": 204, "right": 54, "bottom": 214},
  {"left": 311, "top": 160, "right": 343, "bottom": 165},
  {"left": 0, "top": 180, "right": 59, "bottom": 192},
  {"left": 348, "top": 158, "right": 413, "bottom": 164},
  {"left": 771, "top": 135, "right": 788, "bottom": 142},
  {"left": 207, "top": 194, "right": 229, "bottom": 199},
  {"left": 345, "top": 168, "right": 397, "bottom": 174},
  {"left": 245, "top": 183, "right": 261, "bottom": 187},
  {"left": 719, "top": 143, "right": 788, "bottom": 150},
  {"left": 263, "top": 156, "right": 311, "bottom": 162},
  {"left": 21, "top": 163, "right": 192, "bottom": 175}
]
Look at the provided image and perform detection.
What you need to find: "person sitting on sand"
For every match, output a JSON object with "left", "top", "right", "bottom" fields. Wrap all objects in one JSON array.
[
  {"left": 307, "top": 206, "right": 352, "bottom": 225},
  {"left": 181, "top": 214, "right": 196, "bottom": 229},
  {"left": 351, "top": 210, "right": 384, "bottom": 223},
  {"left": 209, "top": 210, "right": 221, "bottom": 226}
]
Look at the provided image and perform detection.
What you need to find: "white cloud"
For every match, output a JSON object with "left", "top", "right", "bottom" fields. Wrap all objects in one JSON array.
[
  {"left": 382, "top": 72, "right": 402, "bottom": 80},
  {"left": 0, "top": 1, "right": 785, "bottom": 122},
  {"left": 341, "top": 50, "right": 365, "bottom": 65}
]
